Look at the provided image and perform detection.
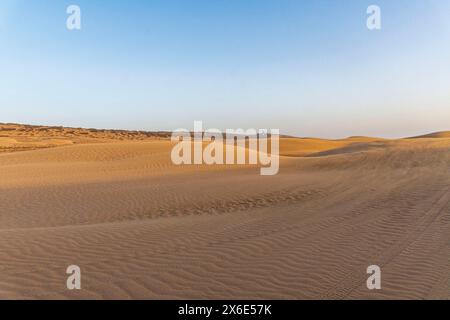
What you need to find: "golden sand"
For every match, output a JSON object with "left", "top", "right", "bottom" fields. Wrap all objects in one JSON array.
[{"left": 1, "top": 123, "right": 449, "bottom": 299}]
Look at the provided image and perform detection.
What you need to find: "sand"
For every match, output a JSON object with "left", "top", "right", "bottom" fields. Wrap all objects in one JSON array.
[{"left": 0, "top": 124, "right": 449, "bottom": 299}]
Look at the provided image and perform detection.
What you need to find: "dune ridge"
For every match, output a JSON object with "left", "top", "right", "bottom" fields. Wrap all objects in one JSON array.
[{"left": 408, "top": 131, "right": 450, "bottom": 139}]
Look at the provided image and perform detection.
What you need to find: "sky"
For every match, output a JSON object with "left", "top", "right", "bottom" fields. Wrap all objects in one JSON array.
[{"left": 0, "top": 0, "right": 449, "bottom": 138}]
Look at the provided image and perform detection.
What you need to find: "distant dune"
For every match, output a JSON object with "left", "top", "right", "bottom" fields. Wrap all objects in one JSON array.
[
  {"left": 0, "top": 123, "right": 171, "bottom": 153},
  {"left": 1, "top": 123, "right": 450, "bottom": 299},
  {"left": 407, "top": 131, "right": 450, "bottom": 139}
]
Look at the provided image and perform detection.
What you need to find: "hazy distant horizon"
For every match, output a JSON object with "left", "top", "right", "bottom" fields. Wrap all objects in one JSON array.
[
  {"left": 1, "top": 0, "right": 449, "bottom": 139},
  {"left": 3, "top": 120, "right": 450, "bottom": 140}
]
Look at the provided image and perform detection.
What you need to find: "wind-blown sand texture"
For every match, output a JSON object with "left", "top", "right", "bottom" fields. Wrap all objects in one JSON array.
[{"left": 1, "top": 124, "right": 449, "bottom": 299}]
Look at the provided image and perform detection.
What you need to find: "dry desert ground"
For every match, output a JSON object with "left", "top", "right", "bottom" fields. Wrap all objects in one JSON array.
[{"left": 0, "top": 123, "right": 449, "bottom": 299}]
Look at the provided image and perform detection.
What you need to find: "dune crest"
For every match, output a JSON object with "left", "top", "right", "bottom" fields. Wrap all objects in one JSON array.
[{"left": 407, "top": 131, "right": 450, "bottom": 139}]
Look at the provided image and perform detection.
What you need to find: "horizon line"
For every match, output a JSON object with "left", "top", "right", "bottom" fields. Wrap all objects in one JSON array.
[{"left": 2, "top": 121, "right": 449, "bottom": 141}]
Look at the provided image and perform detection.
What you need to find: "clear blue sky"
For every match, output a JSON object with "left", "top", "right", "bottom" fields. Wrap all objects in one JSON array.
[{"left": 1, "top": 0, "right": 449, "bottom": 138}]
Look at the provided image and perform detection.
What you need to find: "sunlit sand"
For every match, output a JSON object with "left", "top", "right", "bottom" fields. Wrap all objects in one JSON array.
[{"left": 1, "top": 123, "right": 449, "bottom": 299}]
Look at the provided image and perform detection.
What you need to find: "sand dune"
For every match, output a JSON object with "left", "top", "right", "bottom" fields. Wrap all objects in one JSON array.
[
  {"left": 1, "top": 125, "right": 450, "bottom": 299},
  {"left": 408, "top": 131, "right": 450, "bottom": 139},
  {"left": 0, "top": 123, "right": 170, "bottom": 154}
]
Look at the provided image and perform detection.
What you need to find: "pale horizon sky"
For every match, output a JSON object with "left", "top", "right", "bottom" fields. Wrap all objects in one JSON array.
[{"left": 1, "top": 0, "right": 449, "bottom": 139}]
